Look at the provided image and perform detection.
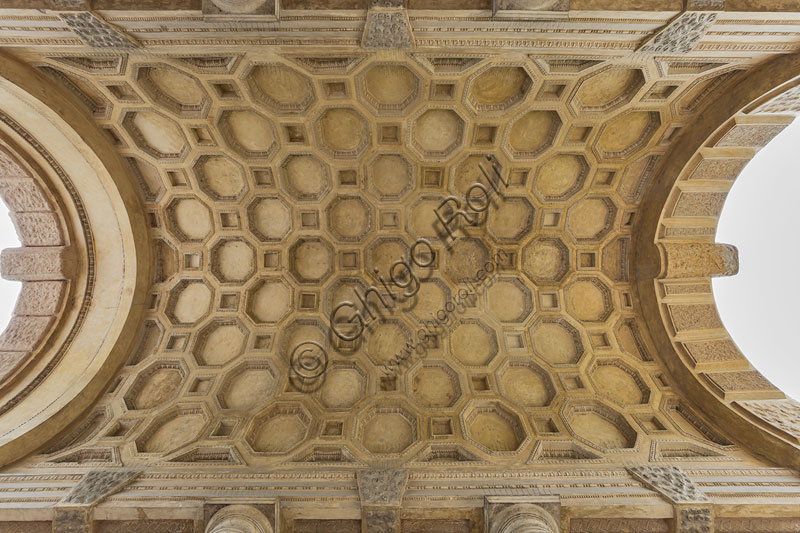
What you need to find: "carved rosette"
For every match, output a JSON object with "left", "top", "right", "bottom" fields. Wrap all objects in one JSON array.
[{"left": 363, "top": 10, "right": 414, "bottom": 49}]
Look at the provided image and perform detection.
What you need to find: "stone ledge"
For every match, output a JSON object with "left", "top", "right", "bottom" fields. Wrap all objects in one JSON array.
[{"left": 0, "top": 246, "right": 74, "bottom": 281}]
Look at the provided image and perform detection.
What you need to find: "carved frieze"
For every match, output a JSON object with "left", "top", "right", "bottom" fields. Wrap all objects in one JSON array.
[{"left": 496, "top": 0, "right": 569, "bottom": 10}]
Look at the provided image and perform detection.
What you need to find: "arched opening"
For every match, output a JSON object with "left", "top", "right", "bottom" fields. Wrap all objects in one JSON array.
[
  {"left": 0, "top": 199, "right": 20, "bottom": 330},
  {"left": 0, "top": 54, "right": 151, "bottom": 467},
  {"left": 630, "top": 51, "right": 800, "bottom": 471},
  {"left": 713, "top": 118, "right": 800, "bottom": 401}
]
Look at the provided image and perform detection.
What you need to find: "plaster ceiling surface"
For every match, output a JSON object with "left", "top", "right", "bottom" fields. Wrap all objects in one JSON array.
[{"left": 6, "top": 48, "right": 772, "bottom": 472}]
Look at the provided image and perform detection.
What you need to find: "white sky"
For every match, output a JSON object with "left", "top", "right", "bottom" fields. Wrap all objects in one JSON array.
[
  {"left": 0, "top": 202, "right": 19, "bottom": 330},
  {"left": 713, "top": 117, "right": 800, "bottom": 401}
]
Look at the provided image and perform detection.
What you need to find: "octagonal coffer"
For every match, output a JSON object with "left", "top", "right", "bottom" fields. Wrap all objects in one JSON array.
[
  {"left": 218, "top": 108, "right": 279, "bottom": 159},
  {"left": 245, "top": 63, "right": 316, "bottom": 114},
  {"left": 562, "top": 400, "right": 638, "bottom": 451},
  {"left": 288, "top": 236, "right": 335, "bottom": 285},
  {"left": 193, "top": 154, "right": 249, "bottom": 202},
  {"left": 135, "top": 405, "right": 208, "bottom": 454},
  {"left": 165, "top": 279, "right": 213, "bottom": 326},
  {"left": 278, "top": 318, "right": 329, "bottom": 364},
  {"left": 589, "top": 359, "right": 651, "bottom": 406},
  {"left": 315, "top": 106, "right": 371, "bottom": 159},
  {"left": 165, "top": 197, "right": 213, "bottom": 243},
  {"left": 487, "top": 196, "right": 535, "bottom": 243},
  {"left": 209, "top": 238, "right": 256, "bottom": 284},
  {"left": 496, "top": 359, "right": 556, "bottom": 408},
  {"left": 532, "top": 153, "right": 590, "bottom": 203},
  {"left": 596, "top": 110, "right": 661, "bottom": 160},
  {"left": 462, "top": 400, "right": 529, "bottom": 454},
  {"left": 466, "top": 65, "right": 533, "bottom": 113},
  {"left": 193, "top": 318, "right": 248, "bottom": 367},
  {"left": 246, "top": 403, "right": 312, "bottom": 454},
  {"left": 136, "top": 64, "right": 209, "bottom": 118},
  {"left": 505, "top": 110, "right": 561, "bottom": 159},
  {"left": 366, "top": 153, "right": 414, "bottom": 202},
  {"left": 564, "top": 277, "right": 613, "bottom": 324},
  {"left": 122, "top": 110, "right": 187, "bottom": 160},
  {"left": 442, "top": 237, "right": 489, "bottom": 285},
  {"left": 572, "top": 67, "right": 645, "bottom": 114},
  {"left": 411, "top": 108, "right": 465, "bottom": 159},
  {"left": 325, "top": 195, "right": 374, "bottom": 243},
  {"left": 407, "top": 278, "right": 452, "bottom": 325},
  {"left": 566, "top": 196, "right": 618, "bottom": 243},
  {"left": 409, "top": 360, "right": 462, "bottom": 409},
  {"left": 279, "top": 153, "right": 332, "bottom": 202},
  {"left": 364, "top": 318, "right": 413, "bottom": 368},
  {"left": 449, "top": 319, "right": 498, "bottom": 368},
  {"left": 217, "top": 360, "right": 278, "bottom": 411},
  {"left": 247, "top": 195, "right": 293, "bottom": 242},
  {"left": 486, "top": 276, "right": 534, "bottom": 324},
  {"left": 451, "top": 153, "right": 499, "bottom": 198},
  {"left": 315, "top": 361, "right": 367, "bottom": 410},
  {"left": 356, "top": 402, "right": 418, "bottom": 455},
  {"left": 246, "top": 278, "right": 293, "bottom": 325},
  {"left": 124, "top": 360, "right": 185, "bottom": 411},
  {"left": 522, "top": 237, "right": 570, "bottom": 284},
  {"left": 358, "top": 62, "right": 421, "bottom": 114},
  {"left": 530, "top": 318, "right": 585, "bottom": 366},
  {"left": 365, "top": 235, "right": 411, "bottom": 283}
]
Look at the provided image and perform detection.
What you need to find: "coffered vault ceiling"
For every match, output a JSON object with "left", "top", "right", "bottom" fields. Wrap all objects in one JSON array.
[{"left": 8, "top": 48, "right": 767, "bottom": 470}]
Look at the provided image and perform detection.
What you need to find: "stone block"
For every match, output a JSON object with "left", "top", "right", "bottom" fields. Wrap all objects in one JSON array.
[
  {"left": 0, "top": 178, "right": 51, "bottom": 212},
  {"left": 12, "top": 212, "right": 63, "bottom": 246},
  {"left": 0, "top": 246, "right": 74, "bottom": 281},
  {"left": 0, "top": 315, "right": 53, "bottom": 352},
  {"left": 13, "top": 281, "right": 66, "bottom": 316}
]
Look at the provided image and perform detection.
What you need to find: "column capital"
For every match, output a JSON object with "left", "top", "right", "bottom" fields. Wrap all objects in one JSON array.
[{"left": 205, "top": 505, "right": 273, "bottom": 533}]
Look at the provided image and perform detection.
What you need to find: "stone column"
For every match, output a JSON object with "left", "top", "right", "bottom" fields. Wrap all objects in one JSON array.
[
  {"left": 489, "top": 504, "right": 559, "bottom": 533},
  {"left": 205, "top": 505, "right": 273, "bottom": 533}
]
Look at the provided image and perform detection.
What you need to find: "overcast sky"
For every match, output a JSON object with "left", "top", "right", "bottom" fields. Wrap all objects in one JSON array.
[
  {"left": 0, "top": 123, "right": 794, "bottom": 400},
  {"left": 713, "top": 117, "right": 800, "bottom": 401},
  {"left": 0, "top": 202, "right": 19, "bottom": 331}
]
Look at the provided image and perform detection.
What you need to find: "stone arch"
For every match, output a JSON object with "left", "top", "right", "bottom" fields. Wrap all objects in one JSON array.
[
  {"left": 633, "top": 51, "right": 800, "bottom": 470},
  {"left": 0, "top": 52, "right": 151, "bottom": 467},
  {"left": 0, "top": 141, "right": 74, "bottom": 385}
]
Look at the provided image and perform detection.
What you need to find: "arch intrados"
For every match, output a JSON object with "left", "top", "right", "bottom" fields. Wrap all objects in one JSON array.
[
  {"left": 0, "top": 53, "right": 151, "bottom": 467},
  {"left": 632, "top": 51, "right": 800, "bottom": 469}
]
